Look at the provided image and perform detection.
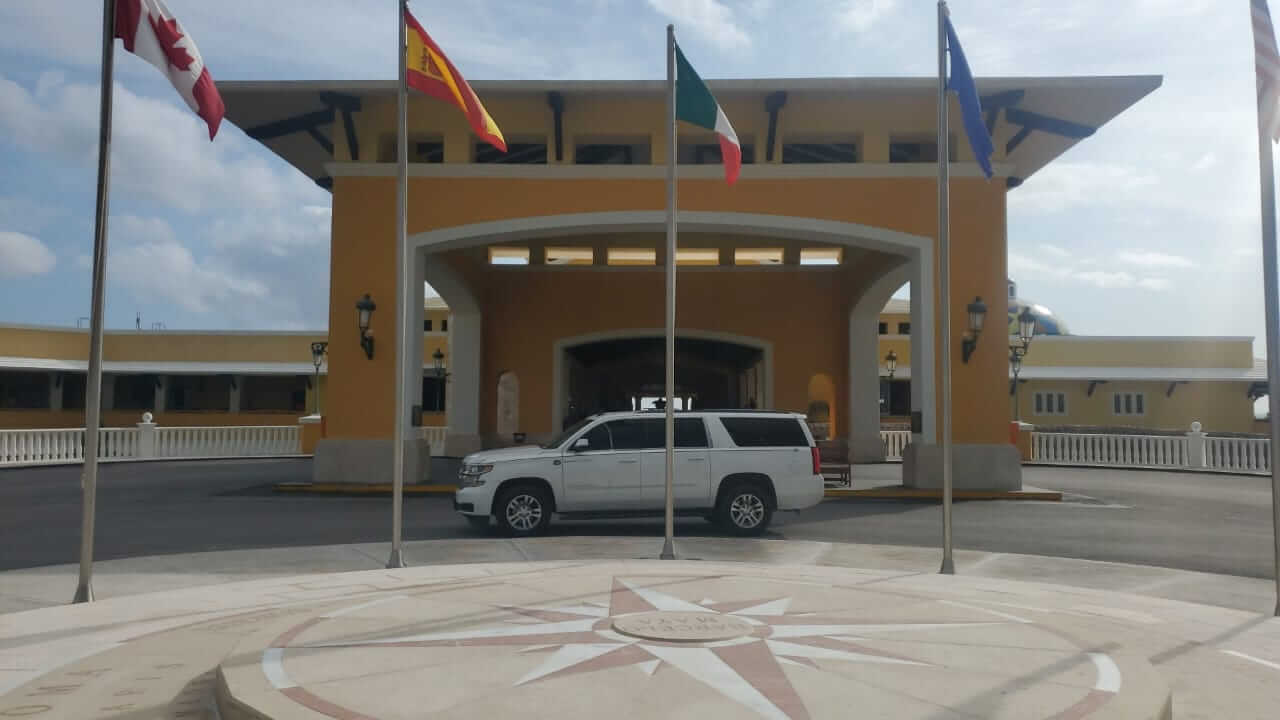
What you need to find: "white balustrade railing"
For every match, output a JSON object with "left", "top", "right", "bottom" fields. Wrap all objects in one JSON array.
[
  {"left": 154, "top": 425, "right": 299, "bottom": 459},
  {"left": 0, "top": 419, "right": 301, "bottom": 468},
  {"left": 418, "top": 426, "right": 449, "bottom": 456},
  {"left": 881, "top": 430, "right": 911, "bottom": 460},
  {"left": 1205, "top": 436, "right": 1271, "bottom": 473},
  {"left": 1030, "top": 422, "right": 1270, "bottom": 474}
]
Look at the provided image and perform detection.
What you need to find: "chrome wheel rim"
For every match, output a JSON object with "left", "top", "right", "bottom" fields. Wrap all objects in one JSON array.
[
  {"left": 505, "top": 494, "right": 543, "bottom": 531},
  {"left": 729, "top": 493, "right": 765, "bottom": 528}
]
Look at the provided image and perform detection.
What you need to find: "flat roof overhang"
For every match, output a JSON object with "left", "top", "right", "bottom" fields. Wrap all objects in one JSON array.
[{"left": 217, "top": 75, "right": 1162, "bottom": 190}]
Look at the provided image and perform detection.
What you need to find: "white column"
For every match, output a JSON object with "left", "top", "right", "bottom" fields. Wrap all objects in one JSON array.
[
  {"left": 153, "top": 375, "right": 166, "bottom": 412},
  {"left": 228, "top": 375, "right": 242, "bottom": 413},
  {"left": 909, "top": 251, "right": 936, "bottom": 445},
  {"left": 425, "top": 252, "right": 481, "bottom": 455},
  {"left": 49, "top": 372, "right": 63, "bottom": 411},
  {"left": 848, "top": 262, "right": 913, "bottom": 462},
  {"left": 1187, "top": 421, "right": 1207, "bottom": 468},
  {"left": 137, "top": 416, "right": 156, "bottom": 459}
]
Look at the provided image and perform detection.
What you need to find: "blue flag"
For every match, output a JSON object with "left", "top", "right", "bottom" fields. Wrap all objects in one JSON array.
[{"left": 944, "top": 16, "right": 994, "bottom": 179}]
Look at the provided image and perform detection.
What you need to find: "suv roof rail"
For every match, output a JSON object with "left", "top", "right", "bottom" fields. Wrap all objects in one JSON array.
[{"left": 633, "top": 408, "right": 799, "bottom": 415}]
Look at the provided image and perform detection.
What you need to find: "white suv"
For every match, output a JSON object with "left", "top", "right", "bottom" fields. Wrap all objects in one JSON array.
[{"left": 453, "top": 410, "right": 824, "bottom": 536}]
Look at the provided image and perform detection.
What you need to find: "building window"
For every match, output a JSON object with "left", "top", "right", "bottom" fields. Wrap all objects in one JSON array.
[
  {"left": 799, "top": 248, "right": 841, "bottom": 265},
  {"left": 878, "top": 322, "right": 888, "bottom": 335},
  {"left": 166, "top": 375, "right": 231, "bottom": 412},
  {"left": 441, "top": 319, "right": 448, "bottom": 332},
  {"left": 62, "top": 373, "right": 87, "bottom": 410},
  {"left": 424, "top": 319, "right": 433, "bottom": 332},
  {"left": 890, "top": 136, "right": 955, "bottom": 163},
  {"left": 422, "top": 376, "right": 447, "bottom": 412},
  {"left": 574, "top": 138, "right": 651, "bottom": 165},
  {"left": 113, "top": 375, "right": 156, "bottom": 410},
  {"left": 488, "top": 246, "right": 530, "bottom": 265},
  {"left": 677, "top": 248, "right": 720, "bottom": 265},
  {"left": 241, "top": 376, "right": 307, "bottom": 412},
  {"left": 545, "top": 246, "right": 594, "bottom": 265},
  {"left": 1113, "top": 392, "right": 1145, "bottom": 416},
  {"left": 475, "top": 141, "right": 548, "bottom": 164},
  {"left": 607, "top": 248, "right": 656, "bottom": 266},
  {"left": 1034, "top": 391, "right": 1068, "bottom": 416},
  {"left": 0, "top": 371, "right": 50, "bottom": 409},
  {"left": 378, "top": 134, "right": 443, "bottom": 163},
  {"left": 677, "top": 141, "right": 755, "bottom": 165},
  {"left": 898, "top": 322, "right": 911, "bottom": 335},
  {"left": 782, "top": 142, "right": 858, "bottom": 163},
  {"left": 734, "top": 248, "right": 784, "bottom": 265}
]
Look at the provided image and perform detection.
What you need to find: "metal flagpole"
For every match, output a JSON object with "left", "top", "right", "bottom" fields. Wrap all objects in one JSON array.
[
  {"left": 660, "top": 23, "right": 677, "bottom": 561},
  {"left": 1257, "top": 113, "right": 1280, "bottom": 617},
  {"left": 937, "top": 0, "right": 956, "bottom": 575},
  {"left": 74, "top": 0, "right": 118, "bottom": 605},
  {"left": 387, "top": 0, "right": 410, "bottom": 569}
]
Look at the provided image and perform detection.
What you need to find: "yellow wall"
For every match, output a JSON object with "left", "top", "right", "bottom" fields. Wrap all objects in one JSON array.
[
  {"left": 326, "top": 173, "right": 1010, "bottom": 446},
  {"left": 0, "top": 326, "right": 327, "bottom": 363},
  {"left": 1016, "top": 380, "right": 1258, "bottom": 434}
]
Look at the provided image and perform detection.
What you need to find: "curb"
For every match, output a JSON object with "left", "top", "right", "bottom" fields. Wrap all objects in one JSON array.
[{"left": 273, "top": 482, "right": 1062, "bottom": 501}]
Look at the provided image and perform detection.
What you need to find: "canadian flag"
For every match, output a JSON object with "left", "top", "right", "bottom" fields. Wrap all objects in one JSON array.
[{"left": 115, "top": 0, "right": 224, "bottom": 140}]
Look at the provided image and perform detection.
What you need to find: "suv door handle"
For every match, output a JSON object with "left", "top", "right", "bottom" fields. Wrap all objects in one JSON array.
[
  {"left": 686, "top": 457, "right": 706, "bottom": 462},
  {"left": 618, "top": 459, "right": 639, "bottom": 464}
]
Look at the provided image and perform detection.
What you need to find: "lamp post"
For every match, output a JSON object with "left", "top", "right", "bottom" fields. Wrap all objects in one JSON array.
[
  {"left": 431, "top": 347, "right": 450, "bottom": 412},
  {"left": 884, "top": 349, "right": 898, "bottom": 417},
  {"left": 1009, "top": 306, "right": 1036, "bottom": 421},
  {"left": 309, "top": 341, "right": 327, "bottom": 415}
]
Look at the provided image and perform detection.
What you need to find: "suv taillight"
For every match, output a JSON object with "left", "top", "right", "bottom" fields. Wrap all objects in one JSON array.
[{"left": 811, "top": 446, "right": 821, "bottom": 476}]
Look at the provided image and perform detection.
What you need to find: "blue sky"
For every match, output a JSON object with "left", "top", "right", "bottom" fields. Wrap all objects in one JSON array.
[{"left": 0, "top": 0, "right": 1274, "bottom": 347}]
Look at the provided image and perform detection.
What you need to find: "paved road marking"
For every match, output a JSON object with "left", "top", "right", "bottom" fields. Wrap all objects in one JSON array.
[
  {"left": 938, "top": 600, "right": 1033, "bottom": 624},
  {"left": 261, "top": 647, "right": 295, "bottom": 690},
  {"left": 1222, "top": 649, "right": 1280, "bottom": 671},
  {"left": 321, "top": 594, "right": 408, "bottom": 618},
  {"left": 1089, "top": 652, "right": 1123, "bottom": 692}
]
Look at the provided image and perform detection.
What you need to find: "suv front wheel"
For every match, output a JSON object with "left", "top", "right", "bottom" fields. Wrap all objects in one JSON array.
[
  {"left": 717, "top": 483, "right": 773, "bottom": 536},
  {"left": 495, "top": 484, "right": 552, "bottom": 537}
]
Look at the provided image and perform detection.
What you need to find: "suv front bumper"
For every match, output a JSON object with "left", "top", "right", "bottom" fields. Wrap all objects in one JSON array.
[{"left": 454, "top": 485, "right": 492, "bottom": 517}]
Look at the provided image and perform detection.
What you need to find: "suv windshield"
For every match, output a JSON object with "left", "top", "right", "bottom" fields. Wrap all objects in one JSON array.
[{"left": 541, "top": 417, "right": 594, "bottom": 448}]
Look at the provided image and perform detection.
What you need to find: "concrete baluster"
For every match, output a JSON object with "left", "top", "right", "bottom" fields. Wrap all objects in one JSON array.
[
  {"left": 1186, "top": 422, "right": 1207, "bottom": 469},
  {"left": 137, "top": 412, "right": 157, "bottom": 459}
]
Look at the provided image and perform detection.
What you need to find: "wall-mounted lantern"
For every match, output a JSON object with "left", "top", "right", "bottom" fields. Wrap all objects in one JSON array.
[
  {"left": 961, "top": 296, "right": 987, "bottom": 364},
  {"left": 355, "top": 295, "right": 376, "bottom": 359}
]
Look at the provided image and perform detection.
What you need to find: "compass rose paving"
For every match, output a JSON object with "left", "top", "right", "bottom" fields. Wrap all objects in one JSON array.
[{"left": 215, "top": 562, "right": 1173, "bottom": 719}]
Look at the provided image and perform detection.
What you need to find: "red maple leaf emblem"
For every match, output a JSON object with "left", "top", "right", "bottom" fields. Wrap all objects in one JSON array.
[{"left": 148, "top": 13, "right": 194, "bottom": 71}]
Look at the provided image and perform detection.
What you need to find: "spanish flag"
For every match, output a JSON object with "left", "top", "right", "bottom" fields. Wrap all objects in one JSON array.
[{"left": 404, "top": 7, "right": 506, "bottom": 152}]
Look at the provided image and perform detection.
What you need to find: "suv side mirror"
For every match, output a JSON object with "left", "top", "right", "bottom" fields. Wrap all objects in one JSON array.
[{"left": 572, "top": 437, "right": 591, "bottom": 452}]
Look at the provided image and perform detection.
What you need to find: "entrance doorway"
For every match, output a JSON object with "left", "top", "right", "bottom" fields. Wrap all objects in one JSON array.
[{"left": 560, "top": 336, "right": 764, "bottom": 428}]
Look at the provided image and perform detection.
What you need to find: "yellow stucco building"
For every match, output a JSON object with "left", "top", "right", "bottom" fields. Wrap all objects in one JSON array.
[{"left": 1, "top": 74, "right": 1176, "bottom": 489}]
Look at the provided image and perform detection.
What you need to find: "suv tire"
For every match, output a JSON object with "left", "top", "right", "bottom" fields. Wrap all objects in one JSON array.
[
  {"left": 716, "top": 482, "right": 773, "bottom": 536},
  {"left": 495, "top": 484, "right": 552, "bottom": 537}
]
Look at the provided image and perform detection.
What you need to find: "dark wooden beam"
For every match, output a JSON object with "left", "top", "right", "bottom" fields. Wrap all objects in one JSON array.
[
  {"left": 319, "top": 92, "right": 362, "bottom": 161},
  {"left": 1087, "top": 380, "right": 1108, "bottom": 397},
  {"left": 315, "top": 176, "right": 333, "bottom": 190},
  {"left": 764, "top": 91, "right": 787, "bottom": 162},
  {"left": 245, "top": 109, "right": 334, "bottom": 141},
  {"left": 1005, "top": 126, "right": 1034, "bottom": 154},
  {"left": 306, "top": 127, "right": 334, "bottom": 156}
]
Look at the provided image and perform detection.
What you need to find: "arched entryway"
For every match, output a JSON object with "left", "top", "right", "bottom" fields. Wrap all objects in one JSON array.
[{"left": 552, "top": 330, "right": 772, "bottom": 432}]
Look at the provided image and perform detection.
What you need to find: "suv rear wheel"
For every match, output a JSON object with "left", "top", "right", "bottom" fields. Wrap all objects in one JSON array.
[
  {"left": 495, "top": 484, "right": 552, "bottom": 537},
  {"left": 717, "top": 483, "right": 773, "bottom": 536}
]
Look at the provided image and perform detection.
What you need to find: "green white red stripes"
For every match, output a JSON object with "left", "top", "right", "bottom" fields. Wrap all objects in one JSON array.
[{"left": 675, "top": 44, "right": 741, "bottom": 185}]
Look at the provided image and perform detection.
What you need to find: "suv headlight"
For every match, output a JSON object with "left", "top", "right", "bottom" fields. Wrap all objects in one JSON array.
[{"left": 458, "top": 464, "right": 494, "bottom": 487}]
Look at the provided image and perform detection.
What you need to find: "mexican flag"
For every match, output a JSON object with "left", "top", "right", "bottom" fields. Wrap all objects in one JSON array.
[{"left": 675, "top": 45, "right": 741, "bottom": 185}]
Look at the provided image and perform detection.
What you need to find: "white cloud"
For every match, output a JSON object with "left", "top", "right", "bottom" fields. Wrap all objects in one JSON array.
[
  {"left": 1137, "top": 277, "right": 1172, "bottom": 290},
  {"left": 647, "top": 0, "right": 751, "bottom": 51},
  {"left": 0, "top": 231, "right": 56, "bottom": 277},
  {"left": 0, "top": 70, "right": 324, "bottom": 215},
  {"left": 1040, "top": 243, "right": 1071, "bottom": 258},
  {"left": 1072, "top": 270, "right": 1137, "bottom": 289},
  {"left": 834, "top": 0, "right": 899, "bottom": 33},
  {"left": 110, "top": 215, "right": 269, "bottom": 315},
  {"left": 1012, "top": 162, "right": 1160, "bottom": 215},
  {"left": 1117, "top": 250, "right": 1195, "bottom": 268}
]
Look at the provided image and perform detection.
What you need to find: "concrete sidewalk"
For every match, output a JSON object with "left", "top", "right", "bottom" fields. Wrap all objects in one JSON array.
[
  {"left": 2, "top": 537, "right": 1274, "bottom": 615},
  {"left": 3, "top": 542, "right": 1280, "bottom": 718}
]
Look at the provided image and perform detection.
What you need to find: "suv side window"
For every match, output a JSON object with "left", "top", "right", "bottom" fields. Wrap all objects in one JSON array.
[
  {"left": 719, "top": 417, "right": 808, "bottom": 447},
  {"left": 576, "top": 423, "right": 612, "bottom": 451},
  {"left": 675, "top": 417, "right": 709, "bottom": 448},
  {"left": 606, "top": 419, "right": 658, "bottom": 450}
]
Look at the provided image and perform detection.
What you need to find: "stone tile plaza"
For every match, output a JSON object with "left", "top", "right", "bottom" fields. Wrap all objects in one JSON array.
[{"left": 3, "top": 1, "right": 1280, "bottom": 719}]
